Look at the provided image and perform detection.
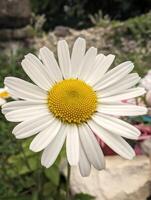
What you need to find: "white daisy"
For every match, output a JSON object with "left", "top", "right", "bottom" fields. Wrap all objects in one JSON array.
[
  {"left": 0, "top": 87, "right": 10, "bottom": 106},
  {"left": 2, "top": 38, "right": 147, "bottom": 177}
]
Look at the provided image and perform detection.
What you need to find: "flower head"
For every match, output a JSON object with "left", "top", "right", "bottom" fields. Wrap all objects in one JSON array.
[{"left": 2, "top": 38, "right": 147, "bottom": 176}]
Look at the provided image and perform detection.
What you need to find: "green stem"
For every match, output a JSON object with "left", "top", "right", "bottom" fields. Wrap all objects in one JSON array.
[{"left": 66, "top": 162, "right": 71, "bottom": 200}]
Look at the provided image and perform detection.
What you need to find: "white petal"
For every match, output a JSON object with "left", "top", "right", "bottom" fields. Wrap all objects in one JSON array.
[
  {"left": 71, "top": 37, "right": 86, "bottom": 78},
  {"left": 5, "top": 106, "right": 49, "bottom": 122},
  {"left": 78, "top": 47, "right": 97, "bottom": 81},
  {"left": 94, "top": 61, "right": 134, "bottom": 90},
  {"left": 100, "top": 87, "right": 146, "bottom": 103},
  {"left": 12, "top": 114, "right": 53, "bottom": 139},
  {"left": 92, "top": 113, "right": 141, "bottom": 139},
  {"left": 21, "top": 54, "right": 52, "bottom": 90},
  {"left": 4, "top": 77, "right": 47, "bottom": 101},
  {"left": 39, "top": 47, "right": 63, "bottom": 82},
  {"left": 2, "top": 100, "right": 45, "bottom": 114},
  {"left": 57, "top": 40, "right": 71, "bottom": 79},
  {"left": 97, "top": 73, "right": 141, "bottom": 97},
  {"left": 97, "top": 104, "right": 147, "bottom": 116},
  {"left": 87, "top": 54, "right": 115, "bottom": 86},
  {"left": 0, "top": 98, "right": 6, "bottom": 105},
  {"left": 66, "top": 125, "right": 79, "bottom": 166},
  {"left": 88, "top": 120, "right": 135, "bottom": 159},
  {"left": 79, "top": 140, "right": 91, "bottom": 177},
  {"left": 41, "top": 124, "right": 67, "bottom": 168},
  {"left": 30, "top": 119, "right": 61, "bottom": 152},
  {"left": 7, "top": 88, "right": 46, "bottom": 104},
  {"left": 79, "top": 124, "right": 105, "bottom": 170}
]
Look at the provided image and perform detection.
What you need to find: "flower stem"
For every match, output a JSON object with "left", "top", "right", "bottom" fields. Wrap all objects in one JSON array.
[{"left": 66, "top": 162, "right": 71, "bottom": 200}]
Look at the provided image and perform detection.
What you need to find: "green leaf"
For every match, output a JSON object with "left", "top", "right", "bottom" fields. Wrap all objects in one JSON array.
[
  {"left": 43, "top": 182, "right": 56, "bottom": 197},
  {"left": 44, "top": 165, "right": 60, "bottom": 186},
  {"left": 32, "top": 192, "right": 39, "bottom": 200},
  {"left": 1, "top": 196, "right": 31, "bottom": 200},
  {"left": 74, "top": 193, "right": 95, "bottom": 200}
]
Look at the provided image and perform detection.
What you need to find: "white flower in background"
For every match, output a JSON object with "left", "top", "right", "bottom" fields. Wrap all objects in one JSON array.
[
  {"left": 2, "top": 38, "right": 147, "bottom": 177},
  {"left": 146, "top": 90, "right": 151, "bottom": 107},
  {"left": 140, "top": 70, "right": 151, "bottom": 91},
  {"left": 0, "top": 87, "right": 10, "bottom": 106}
]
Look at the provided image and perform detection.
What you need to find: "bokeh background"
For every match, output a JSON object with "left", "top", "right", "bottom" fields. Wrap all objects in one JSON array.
[{"left": 0, "top": 0, "right": 151, "bottom": 200}]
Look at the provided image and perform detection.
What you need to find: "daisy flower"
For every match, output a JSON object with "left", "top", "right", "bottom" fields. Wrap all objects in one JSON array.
[
  {"left": 2, "top": 38, "right": 147, "bottom": 177},
  {"left": 0, "top": 87, "right": 10, "bottom": 106}
]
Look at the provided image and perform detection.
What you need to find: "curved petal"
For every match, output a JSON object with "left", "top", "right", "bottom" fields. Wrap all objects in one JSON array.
[
  {"left": 39, "top": 47, "right": 63, "bottom": 82},
  {"left": 5, "top": 106, "right": 49, "bottom": 122},
  {"left": 79, "top": 123, "right": 105, "bottom": 170},
  {"left": 0, "top": 98, "right": 6, "bottom": 105},
  {"left": 88, "top": 120, "right": 135, "bottom": 159},
  {"left": 78, "top": 47, "right": 97, "bottom": 81},
  {"left": 41, "top": 124, "right": 67, "bottom": 168},
  {"left": 92, "top": 113, "right": 141, "bottom": 139},
  {"left": 30, "top": 119, "right": 61, "bottom": 152},
  {"left": 97, "top": 73, "right": 141, "bottom": 97},
  {"left": 57, "top": 40, "right": 71, "bottom": 79},
  {"left": 97, "top": 103, "right": 147, "bottom": 116},
  {"left": 12, "top": 114, "right": 53, "bottom": 139},
  {"left": 21, "top": 54, "right": 52, "bottom": 90},
  {"left": 100, "top": 87, "right": 146, "bottom": 103},
  {"left": 87, "top": 54, "right": 115, "bottom": 86},
  {"left": 71, "top": 37, "right": 86, "bottom": 78},
  {"left": 94, "top": 61, "right": 134, "bottom": 90},
  {"left": 4, "top": 77, "right": 47, "bottom": 101},
  {"left": 79, "top": 140, "right": 91, "bottom": 177},
  {"left": 66, "top": 125, "right": 79, "bottom": 166},
  {"left": 2, "top": 100, "right": 46, "bottom": 114}
]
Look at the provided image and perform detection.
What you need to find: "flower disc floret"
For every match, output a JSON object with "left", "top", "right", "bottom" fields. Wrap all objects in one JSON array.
[{"left": 48, "top": 79, "right": 97, "bottom": 124}]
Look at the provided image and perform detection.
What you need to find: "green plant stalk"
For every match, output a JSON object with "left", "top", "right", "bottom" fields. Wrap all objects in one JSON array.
[{"left": 66, "top": 162, "right": 71, "bottom": 200}]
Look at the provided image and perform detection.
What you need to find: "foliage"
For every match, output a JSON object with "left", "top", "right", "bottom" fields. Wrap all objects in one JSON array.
[
  {"left": 31, "top": 14, "right": 46, "bottom": 36},
  {"left": 30, "top": 0, "right": 151, "bottom": 30},
  {"left": 114, "top": 12, "right": 151, "bottom": 41},
  {"left": 106, "top": 13, "right": 151, "bottom": 77},
  {"left": 89, "top": 10, "right": 111, "bottom": 27},
  {"left": 0, "top": 48, "right": 34, "bottom": 87},
  {"left": 74, "top": 193, "right": 95, "bottom": 200},
  {"left": 0, "top": 112, "right": 67, "bottom": 199},
  {"left": 30, "top": 0, "right": 88, "bottom": 30}
]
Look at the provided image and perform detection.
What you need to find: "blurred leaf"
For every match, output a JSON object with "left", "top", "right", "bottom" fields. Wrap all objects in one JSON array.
[
  {"left": 43, "top": 182, "right": 56, "bottom": 196},
  {"left": 32, "top": 192, "right": 39, "bottom": 200},
  {"left": 74, "top": 193, "right": 95, "bottom": 200},
  {"left": 7, "top": 153, "right": 39, "bottom": 176},
  {"left": 44, "top": 165, "right": 60, "bottom": 186},
  {"left": 1, "top": 197, "right": 31, "bottom": 200}
]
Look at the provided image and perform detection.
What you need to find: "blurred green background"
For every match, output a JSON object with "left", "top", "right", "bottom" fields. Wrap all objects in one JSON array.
[{"left": 30, "top": 0, "right": 151, "bottom": 29}]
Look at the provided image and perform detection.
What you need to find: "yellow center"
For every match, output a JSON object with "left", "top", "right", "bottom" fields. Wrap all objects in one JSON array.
[
  {"left": 0, "top": 91, "right": 10, "bottom": 99},
  {"left": 48, "top": 79, "right": 97, "bottom": 124}
]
